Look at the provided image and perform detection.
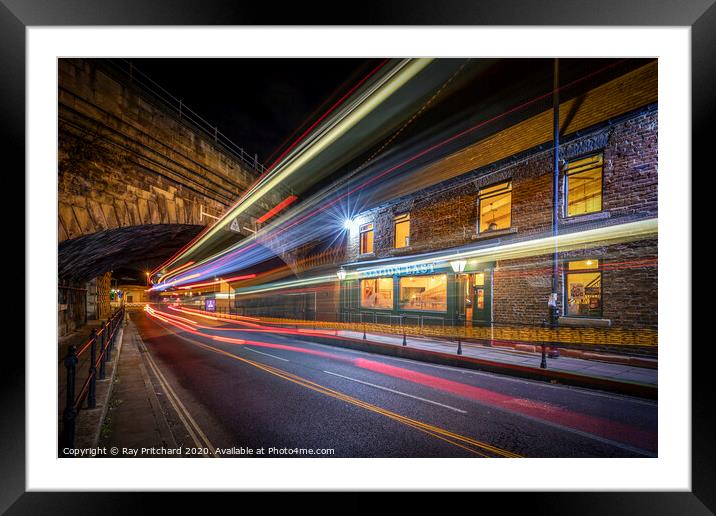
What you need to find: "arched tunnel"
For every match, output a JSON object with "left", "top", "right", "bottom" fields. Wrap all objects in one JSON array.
[
  {"left": 58, "top": 224, "right": 204, "bottom": 283},
  {"left": 58, "top": 224, "right": 204, "bottom": 335}
]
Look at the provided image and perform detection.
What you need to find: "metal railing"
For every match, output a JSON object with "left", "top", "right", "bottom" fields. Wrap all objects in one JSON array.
[
  {"left": 103, "top": 59, "right": 267, "bottom": 175},
  {"left": 60, "top": 307, "right": 125, "bottom": 453}
]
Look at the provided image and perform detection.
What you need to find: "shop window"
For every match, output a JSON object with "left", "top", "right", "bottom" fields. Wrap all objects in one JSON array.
[
  {"left": 359, "top": 223, "right": 374, "bottom": 254},
  {"left": 478, "top": 181, "right": 512, "bottom": 233},
  {"left": 394, "top": 213, "right": 410, "bottom": 248},
  {"left": 566, "top": 154, "right": 603, "bottom": 216},
  {"left": 399, "top": 274, "right": 447, "bottom": 312},
  {"left": 565, "top": 259, "right": 602, "bottom": 317},
  {"left": 360, "top": 277, "right": 393, "bottom": 309}
]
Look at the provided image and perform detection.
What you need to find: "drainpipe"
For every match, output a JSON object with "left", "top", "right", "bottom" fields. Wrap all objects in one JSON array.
[
  {"left": 552, "top": 58, "right": 560, "bottom": 304},
  {"left": 543, "top": 58, "right": 561, "bottom": 369}
]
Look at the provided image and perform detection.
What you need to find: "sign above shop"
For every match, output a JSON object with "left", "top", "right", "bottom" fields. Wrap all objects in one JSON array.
[{"left": 361, "top": 262, "right": 437, "bottom": 278}]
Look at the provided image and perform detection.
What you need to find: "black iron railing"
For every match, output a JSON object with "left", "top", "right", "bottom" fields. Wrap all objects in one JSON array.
[{"left": 59, "top": 307, "right": 125, "bottom": 454}]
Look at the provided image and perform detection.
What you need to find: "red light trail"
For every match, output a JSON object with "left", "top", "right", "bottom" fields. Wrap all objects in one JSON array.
[{"left": 144, "top": 304, "right": 656, "bottom": 453}]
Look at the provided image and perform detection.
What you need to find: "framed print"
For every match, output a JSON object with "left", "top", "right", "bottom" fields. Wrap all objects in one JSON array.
[{"left": 5, "top": 0, "right": 712, "bottom": 512}]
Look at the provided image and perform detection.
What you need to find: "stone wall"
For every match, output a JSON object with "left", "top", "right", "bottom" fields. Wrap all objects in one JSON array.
[
  {"left": 58, "top": 58, "right": 264, "bottom": 242},
  {"left": 58, "top": 284, "right": 87, "bottom": 336}
]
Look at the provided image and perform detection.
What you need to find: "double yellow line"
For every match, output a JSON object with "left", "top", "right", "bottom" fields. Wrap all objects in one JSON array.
[
  {"left": 135, "top": 326, "right": 217, "bottom": 457},
  {"left": 172, "top": 330, "right": 521, "bottom": 458}
]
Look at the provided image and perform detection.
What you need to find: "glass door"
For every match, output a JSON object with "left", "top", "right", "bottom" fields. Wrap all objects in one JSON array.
[{"left": 471, "top": 271, "right": 492, "bottom": 325}]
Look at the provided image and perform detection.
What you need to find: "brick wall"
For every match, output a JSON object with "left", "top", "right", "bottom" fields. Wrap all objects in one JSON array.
[
  {"left": 343, "top": 101, "right": 658, "bottom": 331},
  {"left": 385, "top": 61, "right": 657, "bottom": 199},
  {"left": 493, "top": 239, "right": 658, "bottom": 330},
  {"left": 346, "top": 107, "right": 658, "bottom": 263}
]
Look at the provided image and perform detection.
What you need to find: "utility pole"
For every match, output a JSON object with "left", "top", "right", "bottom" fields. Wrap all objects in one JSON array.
[{"left": 544, "top": 57, "right": 561, "bottom": 369}]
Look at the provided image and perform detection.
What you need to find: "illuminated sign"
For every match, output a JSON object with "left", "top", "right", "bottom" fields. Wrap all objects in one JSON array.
[
  {"left": 205, "top": 298, "right": 216, "bottom": 312},
  {"left": 362, "top": 262, "right": 437, "bottom": 278}
]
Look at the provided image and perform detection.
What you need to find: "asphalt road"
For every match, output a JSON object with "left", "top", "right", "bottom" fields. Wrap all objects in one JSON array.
[{"left": 130, "top": 306, "right": 657, "bottom": 458}]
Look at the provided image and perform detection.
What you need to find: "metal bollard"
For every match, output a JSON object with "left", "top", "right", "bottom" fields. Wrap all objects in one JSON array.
[
  {"left": 540, "top": 319, "right": 548, "bottom": 369},
  {"left": 105, "top": 320, "right": 113, "bottom": 362},
  {"left": 99, "top": 328, "right": 107, "bottom": 380},
  {"left": 61, "top": 345, "right": 79, "bottom": 451},
  {"left": 363, "top": 322, "right": 367, "bottom": 340},
  {"left": 457, "top": 337, "right": 462, "bottom": 355},
  {"left": 87, "top": 330, "right": 98, "bottom": 409}
]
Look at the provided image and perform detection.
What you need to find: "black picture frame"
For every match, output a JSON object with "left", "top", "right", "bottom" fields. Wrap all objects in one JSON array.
[{"left": 5, "top": 0, "right": 710, "bottom": 512}]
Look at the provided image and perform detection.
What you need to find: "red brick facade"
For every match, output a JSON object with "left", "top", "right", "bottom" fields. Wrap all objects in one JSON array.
[{"left": 343, "top": 105, "right": 658, "bottom": 331}]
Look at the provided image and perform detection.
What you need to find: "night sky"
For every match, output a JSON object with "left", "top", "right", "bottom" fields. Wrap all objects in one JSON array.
[{"left": 128, "top": 58, "right": 378, "bottom": 168}]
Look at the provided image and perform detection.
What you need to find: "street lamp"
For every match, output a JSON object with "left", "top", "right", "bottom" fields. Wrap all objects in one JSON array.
[
  {"left": 449, "top": 260, "right": 468, "bottom": 343},
  {"left": 336, "top": 268, "right": 347, "bottom": 281}
]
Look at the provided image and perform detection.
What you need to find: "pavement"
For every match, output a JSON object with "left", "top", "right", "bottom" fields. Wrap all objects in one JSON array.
[
  {"left": 97, "top": 318, "right": 177, "bottom": 455},
  {"left": 335, "top": 330, "right": 657, "bottom": 386}
]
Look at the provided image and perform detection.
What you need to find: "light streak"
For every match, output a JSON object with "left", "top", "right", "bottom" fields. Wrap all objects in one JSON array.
[
  {"left": 349, "top": 218, "right": 658, "bottom": 278},
  {"left": 224, "top": 219, "right": 657, "bottom": 295},
  {"left": 176, "top": 273, "right": 256, "bottom": 290},
  {"left": 144, "top": 306, "right": 515, "bottom": 456},
  {"left": 153, "top": 59, "right": 641, "bottom": 292},
  {"left": 144, "top": 305, "right": 654, "bottom": 455},
  {"left": 157, "top": 59, "right": 432, "bottom": 277},
  {"left": 255, "top": 195, "right": 299, "bottom": 224}
]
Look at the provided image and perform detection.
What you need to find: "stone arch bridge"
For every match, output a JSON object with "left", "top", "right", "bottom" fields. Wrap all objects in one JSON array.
[{"left": 57, "top": 58, "right": 287, "bottom": 333}]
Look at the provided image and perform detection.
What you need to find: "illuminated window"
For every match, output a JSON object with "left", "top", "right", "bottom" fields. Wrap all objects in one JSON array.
[
  {"left": 359, "top": 223, "right": 374, "bottom": 254},
  {"left": 565, "top": 259, "right": 602, "bottom": 317},
  {"left": 394, "top": 213, "right": 410, "bottom": 248},
  {"left": 360, "top": 277, "right": 393, "bottom": 309},
  {"left": 478, "top": 181, "right": 512, "bottom": 233},
  {"left": 399, "top": 274, "right": 448, "bottom": 312},
  {"left": 566, "top": 154, "right": 603, "bottom": 216}
]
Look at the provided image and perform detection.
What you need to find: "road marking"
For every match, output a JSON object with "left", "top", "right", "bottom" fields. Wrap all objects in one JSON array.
[
  {"left": 322, "top": 370, "right": 467, "bottom": 414},
  {"left": 137, "top": 330, "right": 217, "bottom": 457},
  {"left": 162, "top": 308, "right": 655, "bottom": 406},
  {"left": 245, "top": 346, "right": 289, "bottom": 362},
  {"left": 149, "top": 311, "right": 654, "bottom": 456},
  {"left": 285, "top": 338, "right": 657, "bottom": 406},
  {"left": 154, "top": 324, "right": 519, "bottom": 457}
]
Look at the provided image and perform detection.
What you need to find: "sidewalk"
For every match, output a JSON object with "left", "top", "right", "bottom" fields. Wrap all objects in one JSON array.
[
  {"left": 278, "top": 326, "right": 657, "bottom": 398},
  {"left": 98, "top": 315, "right": 176, "bottom": 454},
  {"left": 338, "top": 330, "right": 657, "bottom": 385}
]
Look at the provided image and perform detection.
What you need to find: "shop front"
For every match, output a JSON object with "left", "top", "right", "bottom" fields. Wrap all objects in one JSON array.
[{"left": 339, "top": 260, "right": 494, "bottom": 327}]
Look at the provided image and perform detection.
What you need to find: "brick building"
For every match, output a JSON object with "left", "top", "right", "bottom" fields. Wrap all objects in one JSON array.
[{"left": 336, "top": 60, "right": 657, "bottom": 334}]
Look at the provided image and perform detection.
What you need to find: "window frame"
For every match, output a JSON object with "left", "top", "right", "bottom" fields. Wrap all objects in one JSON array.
[
  {"left": 477, "top": 180, "right": 513, "bottom": 234},
  {"left": 398, "top": 273, "right": 449, "bottom": 313},
  {"left": 360, "top": 277, "right": 394, "bottom": 310},
  {"left": 563, "top": 258, "right": 603, "bottom": 318},
  {"left": 393, "top": 212, "right": 411, "bottom": 249},
  {"left": 359, "top": 222, "right": 374, "bottom": 255},
  {"left": 564, "top": 153, "right": 605, "bottom": 218}
]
